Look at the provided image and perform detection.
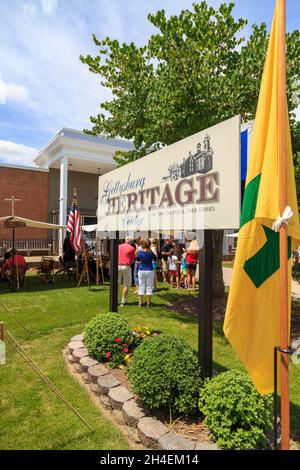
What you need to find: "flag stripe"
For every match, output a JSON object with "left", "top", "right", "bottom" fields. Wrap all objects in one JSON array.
[
  {"left": 240, "top": 174, "right": 261, "bottom": 228},
  {"left": 66, "top": 199, "right": 81, "bottom": 253}
]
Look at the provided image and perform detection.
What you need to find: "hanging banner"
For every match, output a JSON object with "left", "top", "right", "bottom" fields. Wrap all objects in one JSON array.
[{"left": 97, "top": 115, "right": 241, "bottom": 234}]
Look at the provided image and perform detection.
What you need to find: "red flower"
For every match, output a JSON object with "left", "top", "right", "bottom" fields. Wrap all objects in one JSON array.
[
  {"left": 115, "top": 338, "right": 121, "bottom": 343},
  {"left": 123, "top": 347, "right": 129, "bottom": 353},
  {"left": 106, "top": 351, "right": 111, "bottom": 358}
]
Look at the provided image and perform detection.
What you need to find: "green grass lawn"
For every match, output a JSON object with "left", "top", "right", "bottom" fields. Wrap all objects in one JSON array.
[{"left": 0, "top": 274, "right": 299, "bottom": 449}]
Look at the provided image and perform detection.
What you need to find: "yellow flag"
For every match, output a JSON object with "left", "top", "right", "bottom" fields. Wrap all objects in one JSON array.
[{"left": 223, "top": 1, "right": 300, "bottom": 394}]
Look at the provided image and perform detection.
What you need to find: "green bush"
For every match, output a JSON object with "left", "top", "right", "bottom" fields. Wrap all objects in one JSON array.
[
  {"left": 84, "top": 313, "right": 133, "bottom": 367},
  {"left": 198, "top": 370, "right": 273, "bottom": 450},
  {"left": 128, "top": 335, "right": 201, "bottom": 414}
]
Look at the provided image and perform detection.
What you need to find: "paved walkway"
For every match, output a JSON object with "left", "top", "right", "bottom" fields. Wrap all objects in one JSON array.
[{"left": 223, "top": 267, "right": 300, "bottom": 299}]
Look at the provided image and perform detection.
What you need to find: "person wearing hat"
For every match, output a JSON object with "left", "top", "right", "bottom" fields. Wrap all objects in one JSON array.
[
  {"left": 186, "top": 239, "right": 199, "bottom": 291},
  {"left": 118, "top": 236, "right": 136, "bottom": 306}
]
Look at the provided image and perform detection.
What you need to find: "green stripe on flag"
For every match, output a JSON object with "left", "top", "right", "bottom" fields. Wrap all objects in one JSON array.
[
  {"left": 243, "top": 226, "right": 292, "bottom": 288},
  {"left": 240, "top": 174, "right": 261, "bottom": 228}
]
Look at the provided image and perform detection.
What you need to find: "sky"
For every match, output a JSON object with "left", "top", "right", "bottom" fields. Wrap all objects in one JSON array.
[{"left": 0, "top": 0, "right": 300, "bottom": 166}]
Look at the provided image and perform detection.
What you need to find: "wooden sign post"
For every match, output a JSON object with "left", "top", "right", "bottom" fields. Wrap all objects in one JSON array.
[
  {"left": 109, "top": 233, "right": 119, "bottom": 313},
  {"left": 278, "top": 0, "right": 290, "bottom": 451},
  {"left": 4, "top": 196, "right": 21, "bottom": 292}
]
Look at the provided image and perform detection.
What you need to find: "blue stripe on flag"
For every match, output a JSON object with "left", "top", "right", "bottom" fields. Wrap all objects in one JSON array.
[{"left": 241, "top": 129, "right": 248, "bottom": 181}]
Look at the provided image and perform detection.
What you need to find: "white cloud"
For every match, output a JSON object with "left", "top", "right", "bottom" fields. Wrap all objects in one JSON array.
[
  {"left": 0, "top": 80, "right": 29, "bottom": 105},
  {"left": 0, "top": 140, "right": 38, "bottom": 166},
  {"left": 296, "top": 105, "right": 300, "bottom": 121},
  {"left": 0, "top": 1, "right": 118, "bottom": 136},
  {"left": 40, "top": 0, "right": 58, "bottom": 15},
  {"left": 23, "top": 2, "right": 38, "bottom": 18}
]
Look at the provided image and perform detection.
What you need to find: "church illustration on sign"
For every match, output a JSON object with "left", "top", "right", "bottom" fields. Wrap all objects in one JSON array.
[{"left": 164, "top": 134, "right": 213, "bottom": 182}]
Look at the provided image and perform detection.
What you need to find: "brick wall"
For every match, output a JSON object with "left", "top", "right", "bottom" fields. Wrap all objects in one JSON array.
[{"left": 0, "top": 167, "right": 49, "bottom": 241}]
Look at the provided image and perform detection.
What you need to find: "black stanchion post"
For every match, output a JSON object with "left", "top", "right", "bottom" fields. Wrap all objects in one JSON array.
[
  {"left": 198, "top": 229, "right": 213, "bottom": 379},
  {"left": 109, "top": 231, "right": 119, "bottom": 313},
  {"left": 273, "top": 346, "right": 293, "bottom": 450},
  {"left": 274, "top": 347, "right": 278, "bottom": 450}
]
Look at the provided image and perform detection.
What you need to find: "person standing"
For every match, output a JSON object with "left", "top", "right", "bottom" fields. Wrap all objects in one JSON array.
[
  {"left": 186, "top": 239, "right": 199, "bottom": 291},
  {"left": 168, "top": 249, "right": 180, "bottom": 289},
  {"left": 180, "top": 249, "right": 187, "bottom": 288},
  {"left": 137, "top": 239, "right": 157, "bottom": 307},
  {"left": 63, "top": 232, "right": 75, "bottom": 268},
  {"left": 160, "top": 238, "right": 174, "bottom": 282},
  {"left": 118, "top": 236, "right": 136, "bottom": 306},
  {"left": 133, "top": 238, "right": 143, "bottom": 294},
  {"left": 150, "top": 239, "right": 158, "bottom": 290}
]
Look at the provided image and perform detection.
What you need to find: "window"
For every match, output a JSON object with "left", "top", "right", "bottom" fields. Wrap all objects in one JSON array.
[{"left": 83, "top": 216, "right": 97, "bottom": 226}]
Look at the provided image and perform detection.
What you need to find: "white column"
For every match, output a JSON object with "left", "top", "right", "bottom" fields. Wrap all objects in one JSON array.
[{"left": 59, "top": 156, "right": 68, "bottom": 256}]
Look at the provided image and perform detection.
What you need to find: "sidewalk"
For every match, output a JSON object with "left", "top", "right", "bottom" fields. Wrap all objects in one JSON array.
[{"left": 223, "top": 267, "right": 300, "bottom": 299}]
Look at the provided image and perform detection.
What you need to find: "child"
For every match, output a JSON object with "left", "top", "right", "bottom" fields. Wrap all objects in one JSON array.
[
  {"left": 168, "top": 250, "right": 179, "bottom": 289},
  {"left": 180, "top": 250, "right": 187, "bottom": 288}
]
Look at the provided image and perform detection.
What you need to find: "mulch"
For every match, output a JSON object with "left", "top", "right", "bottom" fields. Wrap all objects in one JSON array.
[
  {"left": 168, "top": 294, "right": 300, "bottom": 340},
  {"left": 107, "top": 364, "right": 214, "bottom": 444}
]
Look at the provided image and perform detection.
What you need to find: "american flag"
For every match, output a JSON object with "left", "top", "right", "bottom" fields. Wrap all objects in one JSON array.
[{"left": 67, "top": 193, "right": 81, "bottom": 253}]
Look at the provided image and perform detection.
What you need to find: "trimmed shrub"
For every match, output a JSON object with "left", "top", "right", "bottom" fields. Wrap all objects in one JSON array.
[
  {"left": 128, "top": 335, "right": 201, "bottom": 414},
  {"left": 84, "top": 313, "right": 133, "bottom": 367},
  {"left": 198, "top": 370, "right": 273, "bottom": 450}
]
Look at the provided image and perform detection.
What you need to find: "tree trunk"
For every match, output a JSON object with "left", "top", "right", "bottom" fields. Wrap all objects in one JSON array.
[{"left": 212, "top": 230, "right": 225, "bottom": 299}]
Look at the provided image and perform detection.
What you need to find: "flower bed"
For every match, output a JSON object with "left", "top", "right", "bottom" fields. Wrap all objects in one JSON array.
[
  {"left": 66, "top": 333, "right": 217, "bottom": 450},
  {"left": 66, "top": 315, "right": 274, "bottom": 450},
  {"left": 84, "top": 313, "right": 161, "bottom": 368}
]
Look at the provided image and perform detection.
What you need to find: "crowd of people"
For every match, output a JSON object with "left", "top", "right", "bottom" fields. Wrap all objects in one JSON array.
[{"left": 118, "top": 236, "right": 200, "bottom": 307}]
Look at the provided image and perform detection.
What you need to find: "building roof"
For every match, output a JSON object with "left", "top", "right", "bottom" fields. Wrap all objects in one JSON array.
[
  {"left": 0, "top": 163, "right": 48, "bottom": 172},
  {"left": 34, "top": 128, "right": 134, "bottom": 175}
]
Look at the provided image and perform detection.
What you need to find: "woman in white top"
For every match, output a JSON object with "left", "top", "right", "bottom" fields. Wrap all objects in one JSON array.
[{"left": 134, "top": 238, "right": 143, "bottom": 294}]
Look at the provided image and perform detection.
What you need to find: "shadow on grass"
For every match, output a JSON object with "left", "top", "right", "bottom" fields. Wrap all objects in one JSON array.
[
  {"left": 0, "top": 275, "right": 110, "bottom": 294},
  {"left": 48, "top": 430, "right": 95, "bottom": 451},
  {"left": 290, "top": 402, "right": 300, "bottom": 443}
]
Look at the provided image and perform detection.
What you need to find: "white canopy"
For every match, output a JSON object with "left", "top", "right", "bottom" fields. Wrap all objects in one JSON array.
[
  {"left": 81, "top": 224, "right": 97, "bottom": 232},
  {"left": 0, "top": 215, "right": 66, "bottom": 230},
  {"left": 226, "top": 232, "right": 239, "bottom": 238}
]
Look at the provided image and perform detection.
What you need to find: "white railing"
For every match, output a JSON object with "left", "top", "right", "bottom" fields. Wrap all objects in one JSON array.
[{"left": 1, "top": 240, "right": 52, "bottom": 256}]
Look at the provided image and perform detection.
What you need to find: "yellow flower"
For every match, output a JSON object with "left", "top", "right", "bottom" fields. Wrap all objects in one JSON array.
[{"left": 124, "top": 354, "right": 131, "bottom": 361}]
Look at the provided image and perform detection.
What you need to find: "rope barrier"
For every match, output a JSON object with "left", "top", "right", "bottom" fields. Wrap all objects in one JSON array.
[
  {"left": 0, "top": 302, "right": 32, "bottom": 337},
  {"left": 5, "top": 326, "right": 94, "bottom": 433}
]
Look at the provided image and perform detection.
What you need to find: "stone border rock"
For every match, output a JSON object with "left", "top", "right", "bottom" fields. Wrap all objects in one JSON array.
[{"left": 66, "top": 334, "right": 218, "bottom": 451}]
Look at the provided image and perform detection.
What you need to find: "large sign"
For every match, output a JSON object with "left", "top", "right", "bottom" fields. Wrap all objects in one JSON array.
[{"left": 98, "top": 116, "right": 241, "bottom": 234}]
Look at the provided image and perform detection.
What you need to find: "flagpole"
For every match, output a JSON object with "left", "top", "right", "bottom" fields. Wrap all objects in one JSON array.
[{"left": 277, "top": 0, "right": 290, "bottom": 450}]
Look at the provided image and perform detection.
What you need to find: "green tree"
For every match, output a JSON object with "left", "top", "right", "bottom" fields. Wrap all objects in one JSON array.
[{"left": 81, "top": 1, "right": 300, "bottom": 297}]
